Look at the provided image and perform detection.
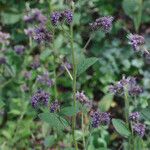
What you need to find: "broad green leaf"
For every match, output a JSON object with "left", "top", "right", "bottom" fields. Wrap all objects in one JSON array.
[
  {"left": 99, "top": 94, "right": 113, "bottom": 112},
  {"left": 122, "top": 0, "right": 142, "bottom": 32},
  {"left": 60, "top": 106, "right": 79, "bottom": 116},
  {"left": 77, "top": 57, "right": 98, "bottom": 76},
  {"left": 134, "top": 136, "right": 143, "bottom": 150},
  {"left": 141, "top": 108, "right": 150, "bottom": 121},
  {"left": 112, "top": 119, "right": 131, "bottom": 137},
  {"left": 0, "top": 100, "right": 5, "bottom": 108},
  {"left": 44, "top": 135, "right": 55, "bottom": 148},
  {"left": 39, "top": 113, "right": 69, "bottom": 130},
  {"left": 1, "top": 13, "right": 22, "bottom": 25}
]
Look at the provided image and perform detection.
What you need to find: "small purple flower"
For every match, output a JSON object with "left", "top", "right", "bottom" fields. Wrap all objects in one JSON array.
[
  {"left": 33, "top": 26, "right": 52, "bottom": 44},
  {"left": 0, "top": 31, "right": 10, "bottom": 45},
  {"left": 50, "top": 100, "right": 60, "bottom": 113},
  {"left": 76, "top": 91, "right": 88, "bottom": 103},
  {"left": 24, "top": 8, "right": 47, "bottom": 25},
  {"left": 0, "top": 57, "right": 6, "bottom": 65},
  {"left": 129, "top": 112, "right": 140, "bottom": 121},
  {"left": 90, "top": 110, "right": 110, "bottom": 128},
  {"left": 133, "top": 123, "right": 145, "bottom": 137},
  {"left": 31, "top": 90, "right": 50, "bottom": 108},
  {"left": 14, "top": 45, "right": 25, "bottom": 55},
  {"left": 63, "top": 10, "right": 73, "bottom": 24},
  {"left": 24, "top": 71, "right": 31, "bottom": 80},
  {"left": 128, "top": 34, "right": 145, "bottom": 51},
  {"left": 24, "top": 27, "right": 34, "bottom": 37},
  {"left": 50, "top": 11, "right": 62, "bottom": 25},
  {"left": 61, "top": 62, "right": 72, "bottom": 71},
  {"left": 37, "top": 72, "right": 53, "bottom": 87},
  {"left": 31, "top": 60, "right": 40, "bottom": 69},
  {"left": 90, "top": 16, "right": 114, "bottom": 33},
  {"left": 76, "top": 91, "right": 92, "bottom": 109}
]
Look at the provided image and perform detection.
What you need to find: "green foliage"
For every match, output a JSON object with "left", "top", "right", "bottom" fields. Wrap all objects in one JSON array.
[
  {"left": 39, "top": 113, "right": 70, "bottom": 131},
  {"left": 141, "top": 108, "right": 150, "bottom": 121},
  {"left": 44, "top": 135, "right": 56, "bottom": 148},
  {"left": 77, "top": 57, "right": 98, "bottom": 76},
  {"left": 123, "top": 0, "right": 142, "bottom": 31},
  {"left": 112, "top": 119, "right": 131, "bottom": 137},
  {"left": 0, "top": 99, "right": 5, "bottom": 108},
  {"left": 60, "top": 106, "right": 79, "bottom": 116}
]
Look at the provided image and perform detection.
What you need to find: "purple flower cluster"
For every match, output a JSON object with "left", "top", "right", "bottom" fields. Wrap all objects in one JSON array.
[
  {"left": 133, "top": 123, "right": 145, "bottom": 137},
  {"left": 31, "top": 90, "right": 50, "bottom": 108},
  {"left": 51, "top": 12, "right": 62, "bottom": 25},
  {"left": 0, "top": 31, "right": 10, "bottom": 45},
  {"left": 129, "top": 112, "right": 140, "bottom": 121},
  {"left": 90, "top": 16, "right": 114, "bottom": 33},
  {"left": 128, "top": 34, "right": 145, "bottom": 51},
  {"left": 76, "top": 91, "right": 92, "bottom": 108},
  {"left": 33, "top": 26, "right": 52, "bottom": 44},
  {"left": 0, "top": 57, "right": 6, "bottom": 65},
  {"left": 14, "top": 45, "right": 25, "bottom": 55},
  {"left": 24, "top": 8, "right": 47, "bottom": 25},
  {"left": 50, "top": 100, "right": 60, "bottom": 113},
  {"left": 129, "top": 112, "right": 146, "bottom": 137},
  {"left": 109, "top": 76, "right": 143, "bottom": 96},
  {"left": 63, "top": 10, "right": 73, "bottom": 24},
  {"left": 50, "top": 9, "right": 73, "bottom": 25},
  {"left": 90, "top": 110, "right": 110, "bottom": 128},
  {"left": 37, "top": 72, "right": 53, "bottom": 87}
]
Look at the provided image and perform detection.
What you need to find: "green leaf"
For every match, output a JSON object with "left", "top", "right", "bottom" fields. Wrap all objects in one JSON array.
[
  {"left": 60, "top": 106, "right": 79, "bottom": 116},
  {"left": 141, "top": 108, "right": 150, "bottom": 121},
  {"left": 122, "top": 0, "right": 142, "bottom": 32},
  {"left": 134, "top": 136, "right": 143, "bottom": 150},
  {"left": 44, "top": 135, "right": 55, "bottom": 148},
  {"left": 0, "top": 99, "right": 5, "bottom": 108},
  {"left": 99, "top": 94, "right": 113, "bottom": 112},
  {"left": 1, "top": 13, "right": 22, "bottom": 25},
  {"left": 39, "top": 113, "right": 69, "bottom": 130},
  {"left": 112, "top": 119, "right": 131, "bottom": 137},
  {"left": 77, "top": 57, "right": 98, "bottom": 76}
]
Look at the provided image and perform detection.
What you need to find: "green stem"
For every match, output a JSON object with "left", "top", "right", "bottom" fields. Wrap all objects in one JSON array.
[
  {"left": 82, "top": 113, "right": 86, "bottom": 150},
  {"left": 124, "top": 87, "right": 129, "bottom": 127},
  {"left": 70, "top": 7, "right": 78, "bottom": 150}
]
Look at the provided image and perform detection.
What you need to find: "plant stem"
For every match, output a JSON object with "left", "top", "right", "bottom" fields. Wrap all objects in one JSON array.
[
  {"left": 82, "top": 113, "right": 86, "bottom": 150},
  {"left": 124, "top": 87, "right": 129, "bottom": 127},
  {"left": 70, "top": 6, "right": 78, "bottom": 150}
]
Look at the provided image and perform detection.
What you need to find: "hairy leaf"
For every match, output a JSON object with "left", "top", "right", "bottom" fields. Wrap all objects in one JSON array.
[{"left": 77, "top": 57, "right": 98, "bottom": 76}]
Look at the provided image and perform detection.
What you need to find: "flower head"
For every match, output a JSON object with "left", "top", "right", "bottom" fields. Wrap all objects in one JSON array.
[
  {"left": 90, "top": 110, "right": 110, "bottom": 128},
  {"left": 90, "top": 16, "right": 114, "bottom": 33},
  {"left": 50, "top": 100, "right": 60, "bottom": 113},
  {"left": 24, "top": 27, "right": 34, "bottom": 37},
  {"left": 33, "top": 26, "right": 52, "bottom": 44},
  {"left": 128, "top": 34, "right": 145, "bottom": 51},
  {"left": 76, "top": 91, "right": 92, "bottom": 108},
  {"left": 14, "top": 45, "right": 25, "bottom": 55},
  {"left": 31, "top": 90, "right": 50, "bottom": 108},
  {"left": 63, "top": 10, "right": 73, "bottom": 24},
  {"left": 24, "top": 8, "right": 47, "bottom": 25},
  {"left": 109, "top": 76, "right": 143, "bottom": 96},
  {"left": 129, "top": 112, "right": 140, "bottom": 121},
  {"left": 37, "top": 72, "right": 53, "bottom": 87},
  {"left": 0, "top": 31, "right": 10, "bottom": 45},
  {"left": 133, "top": 123, "right": 145, "bottom": 137},
  {"left": 50, "top": 11, "right": 62, "bottom": 25},
  {"left": 31, "top": 60, "right": 40, "bottom": 69}
]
